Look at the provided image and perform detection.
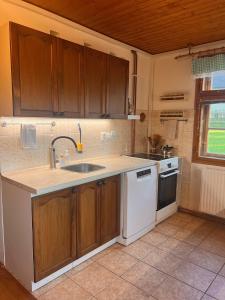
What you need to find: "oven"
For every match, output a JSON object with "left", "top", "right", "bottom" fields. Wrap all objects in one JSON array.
[{"left": 157, "top": 168, "right": 179, "bottom": 210}]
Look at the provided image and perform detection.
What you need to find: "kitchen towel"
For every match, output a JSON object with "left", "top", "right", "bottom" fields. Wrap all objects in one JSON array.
[
  {"left": 163, "top": 120, "right": 179, "bottom": 140},
  {"left": 20, "top": 124, "right": 37, "bottom": 148}
]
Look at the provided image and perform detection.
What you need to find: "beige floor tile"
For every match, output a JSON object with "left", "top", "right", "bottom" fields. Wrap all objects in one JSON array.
[
  {"left": 174, "top": 228, "right": 206, "bottom": 246},
  {"left": 188, "top": 249, "right": 225, "bottom": 273},
  {"left": 219, "top": 264, "right": 225, "bottom": 277},
  {"left": 152, "top": 277, "right": 203, "bottom": 300},
  {"left": 159, "top": 237, "right": 194, "bottom": 257},
  {"left": 38, "top": 278, "right": 92, "bottom": 300},
  {"left": 201, "top": 295, "right": 217, "bottom": 300},
  {"left": 207, "top": 275, "right": 225, "bottom": 300},
  {"left": 199, "top": 237, "right": 225, "bottom": 257},
  {"left": 172, "top": 262, "right": 216, "bottom": 292},
  {"left": 164, "top": 214, "right": 189, "bottom": 227},
  {"left": 95, "top": 276, "right": 148, "bottom": 300},
  {"left": 184, "top": 218, "right": 206, "bottom": 232},
  {"left": 33, "top": 275, "right": 67, "bottom": 297},
  {"left": 209, "top": 224, "right": 225, "bottom": 240},
  {"left": 196, "top": 221, "right": 218, "bottom": 236},
  {"left": 121, "top": 240, "right": 155, "bottom": 259},
  {"left": 142, "top": 247, "right": 182, "bottom": 274},
  {"left": 122, "top": 261, "right": 167, "bottom": 296},
  {"left": 68, "top": 262, "right": 118, "bottom": 296},
  {"left": 97, "top": 249, "right": 138, "bottom": 276},
  {"left": 155, "top": 222, "right": 180, "bottom": 237},
  {"left": 141, "top": 231, "right": 168, "bottom": 246}
]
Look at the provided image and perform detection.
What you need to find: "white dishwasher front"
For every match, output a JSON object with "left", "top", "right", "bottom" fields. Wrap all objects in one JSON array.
[{"left": 119, "top": 165, "right": 157, "bottom": 245}]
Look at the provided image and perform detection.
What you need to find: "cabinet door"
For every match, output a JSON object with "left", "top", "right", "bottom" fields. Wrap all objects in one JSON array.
[
  {"left": 10, "top": 23, "right": 57, "bottom": 117},
  {"left": 100, "top": 176, "right": 120, "bottom": 244},
  {"left": 32, "top": 189, "right": 76, "bottom": 282},
  {"left": 84, "top": 47, "right": 107, "bottom": 118},
  {"left": 77, "top": 181, "right": 100, "bottom": 257},
  {"left": 106, "top": 55, "right": 129, "bottom": 119},
  {"left": 57, "top": 38, "right": 84, "bottom": 118}
]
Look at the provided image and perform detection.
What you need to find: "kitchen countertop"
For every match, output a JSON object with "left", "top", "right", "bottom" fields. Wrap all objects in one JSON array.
[{"left": 1, "top": 155, "right": 156, "bottom": 196}]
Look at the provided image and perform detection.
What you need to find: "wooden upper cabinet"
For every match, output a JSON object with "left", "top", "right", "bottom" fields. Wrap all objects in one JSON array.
[
  {"left": 0, "top": 22, "right": 129, "bottom": 119},
  {"left": 77, "top": 181, "right": 100, "bottom": 257},
  {"left": 84, "top": 47, "right": 107, "bottom": 118},
  {"left": 32, "top": 188, "right": 76, "bottom": 282},
  {"left": 100, "top": 175, "right": 120, "bottom": 244},
  {"left": 57, "top": 39, "right": 84, "bottom": 118},
  {"left": 10, "top": 23, "right": 56, "bottom": 117},
  {"left": 106, "top": 55, "right": 129, "bottom": 119}
]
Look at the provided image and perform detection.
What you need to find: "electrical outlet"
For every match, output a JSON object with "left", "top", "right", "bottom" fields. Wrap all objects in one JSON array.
[
  {"left": 110, "top": 130, "right": 117, "bottom": 139},
  {"left": 100, "top": 132, "right": 107, "bottom": 141},
  {"left": 101, "top": 131, "right": 116, "bottom": 141}
]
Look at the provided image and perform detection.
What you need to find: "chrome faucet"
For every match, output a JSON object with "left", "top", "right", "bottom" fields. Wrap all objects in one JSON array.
[{"left": 49, "top": 136, "right": 77, "bottom": 169}]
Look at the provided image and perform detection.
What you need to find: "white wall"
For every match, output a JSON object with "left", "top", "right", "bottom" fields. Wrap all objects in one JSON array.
[{"left": 152, "top": 40, "right": 225, "bottom": 216}]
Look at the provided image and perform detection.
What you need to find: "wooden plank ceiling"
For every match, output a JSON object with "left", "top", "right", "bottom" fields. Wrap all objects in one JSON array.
[{"left": 23, "top": 0, "right": 225, "bottom": 54}]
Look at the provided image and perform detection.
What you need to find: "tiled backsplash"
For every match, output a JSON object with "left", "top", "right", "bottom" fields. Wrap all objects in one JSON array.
[{"left": 0, "top": 118, "right": 131, "bottom": 172}]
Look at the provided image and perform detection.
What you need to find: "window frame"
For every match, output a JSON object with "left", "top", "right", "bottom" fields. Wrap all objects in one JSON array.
[{"left": 192, "top": 78, "right": 225, "bottom": 167}]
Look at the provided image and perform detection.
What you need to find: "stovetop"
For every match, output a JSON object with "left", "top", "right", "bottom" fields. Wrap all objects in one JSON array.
[{"left": 128, "top": 153, "right": 172, "bottom": 161}]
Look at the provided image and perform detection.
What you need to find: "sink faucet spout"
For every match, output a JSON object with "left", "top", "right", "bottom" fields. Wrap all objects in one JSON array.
[{"left": 49, "top": 136, "right": 78, "bottom": 169}]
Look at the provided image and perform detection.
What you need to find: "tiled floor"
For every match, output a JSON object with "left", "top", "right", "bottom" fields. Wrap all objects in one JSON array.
[{"left": 33, "top": 212, "right": 225, "bottom": 300}]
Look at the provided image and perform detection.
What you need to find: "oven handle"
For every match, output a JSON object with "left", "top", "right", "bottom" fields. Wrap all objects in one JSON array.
[{"left": 160, "top": 170, "right": 180, "bottom": 178}]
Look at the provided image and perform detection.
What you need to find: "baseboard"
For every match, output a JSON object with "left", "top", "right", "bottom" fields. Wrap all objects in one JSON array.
[{"left": 178, "top": 207, "right": 225, "bottom": 225}]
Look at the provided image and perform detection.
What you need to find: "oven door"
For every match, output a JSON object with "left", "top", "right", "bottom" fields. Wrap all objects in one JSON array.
[{"left": 157, "top": 169, "right": 179, "bottom": 210}]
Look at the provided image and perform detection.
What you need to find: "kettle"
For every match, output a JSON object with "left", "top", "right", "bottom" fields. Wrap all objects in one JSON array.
[{"left": 161, "top": 145, "right": 174, "bottom": 157}]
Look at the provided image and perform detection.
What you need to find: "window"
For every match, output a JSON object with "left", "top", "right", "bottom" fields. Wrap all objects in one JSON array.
[{"left": 193, "top": 71, "right": 225, "bottom": 166}]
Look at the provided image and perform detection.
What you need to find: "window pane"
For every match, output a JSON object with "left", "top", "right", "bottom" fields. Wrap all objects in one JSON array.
[
  {"left": 202, "top": 71, "right": 225, "bottom": 91},
  {"left": 207, "top": 129, "right": 225, "bottom": 155},
  {"left": 211, "top": 71, "right": 225, "bottom": 90},
  {"left": 208, "top": 103, "right": 225, "bottom": 129}
]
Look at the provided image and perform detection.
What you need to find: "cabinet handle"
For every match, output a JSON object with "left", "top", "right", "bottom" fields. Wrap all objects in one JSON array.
[
  {"left": 53, "top": 112, "right": 65, "bottom": 116},
  {"left": 96, "top": 181, "right": 103, "bottom": 186},
  {"left": 72, "top": 187, "right": 78, "bottom": 193}
]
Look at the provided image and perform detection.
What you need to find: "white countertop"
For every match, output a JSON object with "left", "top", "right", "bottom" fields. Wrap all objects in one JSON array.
[{"left": 1, "top": 155, "right": 156, "bottom": 196}]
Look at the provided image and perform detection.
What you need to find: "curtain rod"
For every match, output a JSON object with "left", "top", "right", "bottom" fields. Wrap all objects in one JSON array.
[{"left": 175, "top": 46, "right": 225, "bottom": 60}]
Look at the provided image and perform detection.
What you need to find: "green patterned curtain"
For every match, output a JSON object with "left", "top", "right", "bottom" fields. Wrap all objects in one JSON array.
[{"left": 192, "top": 54, "right": 225, "bottom": 77}]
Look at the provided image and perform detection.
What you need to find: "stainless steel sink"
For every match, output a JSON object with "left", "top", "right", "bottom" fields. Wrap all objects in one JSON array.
[{"left": 61, "top": 163, "right": 105, "bottom": 173}]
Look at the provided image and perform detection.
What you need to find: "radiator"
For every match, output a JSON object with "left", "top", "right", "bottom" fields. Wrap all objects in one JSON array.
[{"left": 200, "top": 168, "right": 225, "bottom": 217}]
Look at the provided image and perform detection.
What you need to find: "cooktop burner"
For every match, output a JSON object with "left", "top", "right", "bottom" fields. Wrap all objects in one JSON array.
[{"left": 128, "top": 153, "right": 172, "bottom": 161}]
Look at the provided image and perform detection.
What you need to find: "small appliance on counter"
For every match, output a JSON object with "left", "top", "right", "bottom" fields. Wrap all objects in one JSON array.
[
  {"left": 161, "top": 145, "right": 174, "bottom": 157},
  {"left": 126, "top": 153, "right": 180, "bottom": 224}
]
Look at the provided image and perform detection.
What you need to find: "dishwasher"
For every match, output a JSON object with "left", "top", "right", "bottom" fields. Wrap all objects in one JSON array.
[{"left": 118, "top": 165, "right": 157, "bottom": 245}]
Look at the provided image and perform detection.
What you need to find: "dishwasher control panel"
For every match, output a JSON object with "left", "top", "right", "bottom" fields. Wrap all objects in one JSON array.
[{"left": 137, "top": 169, "right": 151, "bottom": 178}]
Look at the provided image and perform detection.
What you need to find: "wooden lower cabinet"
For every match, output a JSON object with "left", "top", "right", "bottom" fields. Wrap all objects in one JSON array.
[
  {"left": 32, "top": 175, "right": 120, "bottom": 281},
  {"left": 32, "top": 188, "right": 76, "bottom": 282},
  {"left": 100, "top": 176, "right": 120, "bottom": 244},
  {"left": 76, "top": 181, "right": 100, "bottom": 257}
]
